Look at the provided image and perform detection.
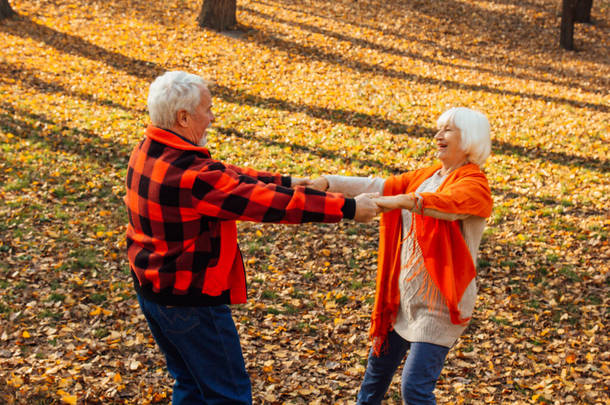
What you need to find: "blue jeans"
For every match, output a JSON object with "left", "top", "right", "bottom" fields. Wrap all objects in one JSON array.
[
  {"left": 357, "top": 330, "right": 449, "bottom": 405},
  {"left": 137, "top": 295, "right": 252, "bottom": 405}
]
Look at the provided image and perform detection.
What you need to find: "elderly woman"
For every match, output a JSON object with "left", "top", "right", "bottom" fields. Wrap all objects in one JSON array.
[{"left": 311, "top": 107, "right": 493, "bottom": 404}]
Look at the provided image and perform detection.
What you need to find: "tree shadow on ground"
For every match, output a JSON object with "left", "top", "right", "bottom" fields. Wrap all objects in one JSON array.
[
  {"left": 240, "top": 25, "right": 609, "bottom": 114},
  {"left": 0, "top": 62, "right": 143, "bottom": 114},
  {"left": 3, "top": 15, "right": 606, "bottom": 115},
  {"left": 240, "top": 5, "right": 607, "bottom": 95},
  {"left": 0, "top": 16, "right": 163, "bottom": 80},
  {"left": 0, "top": 102, "right": 132, "bottom": 170},
  {"left": 214, "top": 87, "right": 608, "bottom": 172},
  {"left": 219, "top": 124, "right": 608, "bottom": 177},
  {"left": 1, "top": 17, "right": 606, "bottom": 173},
  {"left": 253, "top": 0, "right": 609, "bottom": 84}
]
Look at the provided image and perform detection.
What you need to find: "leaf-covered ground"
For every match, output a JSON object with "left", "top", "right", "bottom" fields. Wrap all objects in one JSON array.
[{"left": 0, "top": 0, "right": 608, "bottom": 403}]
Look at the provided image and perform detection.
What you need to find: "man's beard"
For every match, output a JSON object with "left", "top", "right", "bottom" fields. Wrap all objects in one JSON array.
[{"left": 198, "top": 133, "right": 207, "bottom": 147}]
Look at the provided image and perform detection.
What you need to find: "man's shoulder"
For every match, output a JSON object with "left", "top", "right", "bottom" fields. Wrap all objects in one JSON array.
[
  {"left": 143, "top": 138, "right": 219, "bottom": 167},
  {"left": 130, "top": 140, "right": 231, "bottom": 185}
]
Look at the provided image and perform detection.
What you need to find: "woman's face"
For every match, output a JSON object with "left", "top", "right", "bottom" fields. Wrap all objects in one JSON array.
[{"left": 434, "top": 122, "right": 467, "bottom": 165}]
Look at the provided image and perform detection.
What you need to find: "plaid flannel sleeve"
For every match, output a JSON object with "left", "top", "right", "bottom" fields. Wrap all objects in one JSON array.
[
  {"left": 223, "top": 162, "right": 291, "bottom": 187},
  {"left": 192, "top": 162, "right": 354, "bottom": 223}
]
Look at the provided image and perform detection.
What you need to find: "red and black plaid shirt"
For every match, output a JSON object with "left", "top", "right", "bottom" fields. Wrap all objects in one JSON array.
[{"left": 125, "top": 125, "right": 355, "bottom": 306}]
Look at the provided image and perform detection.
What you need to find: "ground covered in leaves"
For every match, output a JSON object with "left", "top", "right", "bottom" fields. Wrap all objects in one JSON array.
[{"left": 0, "top": 0, "right": 608, "bottom": 404}]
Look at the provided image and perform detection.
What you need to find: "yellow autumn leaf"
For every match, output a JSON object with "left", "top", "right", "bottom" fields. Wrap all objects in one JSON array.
[
  {"left": 57, "top": 390, "right": 77, "bottom": 405},
  {"left": 22, "top": 331, "right": 31, "bottom": 338},
  {"left": 7, "top": 375, "right": 23, "bottom": 388},
  {"left": 62, "top": 396, "right": 77, "bottom": 405},
  {"left": 585, "top": 352, "right": 594, "bottom": 363}
]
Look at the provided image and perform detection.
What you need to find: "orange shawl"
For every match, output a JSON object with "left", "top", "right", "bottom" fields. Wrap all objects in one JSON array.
[{"left": 371, "top": 163, "right": 492, "bottom": 355}]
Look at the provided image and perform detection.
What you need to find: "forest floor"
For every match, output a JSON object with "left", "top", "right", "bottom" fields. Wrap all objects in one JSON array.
[{"left": 0, "top": 0, "right": 608, "bottom": 404}]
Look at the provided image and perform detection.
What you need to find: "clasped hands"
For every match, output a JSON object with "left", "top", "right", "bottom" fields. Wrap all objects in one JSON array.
[{"left": 291, "top": 177, "right": 416, "bottom": 223}]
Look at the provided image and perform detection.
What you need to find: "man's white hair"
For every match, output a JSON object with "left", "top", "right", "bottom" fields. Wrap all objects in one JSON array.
[
  {"left": 147, "top": 71, "right": 209, "bottom": 129},
  {"left": 437, "top": 107, "right": 491, "bottom": 166}
]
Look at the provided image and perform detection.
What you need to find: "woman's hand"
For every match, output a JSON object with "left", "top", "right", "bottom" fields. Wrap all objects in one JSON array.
[
  {"left": 354, "top": 192, "right": 381, "bottom": 222},
  {"left": 308, "top": 177, "right": 329, "bottom": 192},
  {"left": 290, "top": 177, "right": 312, "bottom": 188},
  {"left": 372, "top": 194, "right": 416, "bottom": 212}
]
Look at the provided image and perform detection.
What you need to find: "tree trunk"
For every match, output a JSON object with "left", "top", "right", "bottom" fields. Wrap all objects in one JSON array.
[
  {"left": 197, "top": 0, "right": 236, "bottom": 31},
  {"left": 0, "top": 0, "right": 15, "bottom": 20},
  {"left": 560, "top": 0, "right": 577, "bottom": 50},
  {"left": 575, "top": 0, "right": 593, "bottom": 23}
]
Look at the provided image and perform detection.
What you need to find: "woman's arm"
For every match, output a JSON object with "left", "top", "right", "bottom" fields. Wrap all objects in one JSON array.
[
  {"left": 310, "top": 175, "right": 385, "bottom": 197},
  {"left": 373, "top": 193, "right": 470, "bottom": 220},
  {"left": 373, "top": 194, "right": 415, "bottom": 212}
]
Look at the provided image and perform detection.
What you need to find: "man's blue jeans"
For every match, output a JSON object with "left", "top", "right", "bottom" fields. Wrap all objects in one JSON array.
[
  {"left": 137, "top": 295, "right": 252, "bottom": 405},
  {"left": 357, "top": 330, "right": 449, "bottom": 405}
]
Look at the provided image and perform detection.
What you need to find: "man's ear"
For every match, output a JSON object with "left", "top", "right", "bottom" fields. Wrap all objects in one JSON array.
[{"left": 176, "top": 110, "right": 189, "bottom": 127}]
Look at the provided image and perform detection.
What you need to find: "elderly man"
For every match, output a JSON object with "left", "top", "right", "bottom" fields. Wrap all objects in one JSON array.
[{"left": 125, "top": 71, "right": 378, "bottom": 404}]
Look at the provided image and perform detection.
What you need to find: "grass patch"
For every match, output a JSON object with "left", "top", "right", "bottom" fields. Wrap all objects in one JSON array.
[{"left": 47, "top": 293, "right": 66, "bottom": 303}]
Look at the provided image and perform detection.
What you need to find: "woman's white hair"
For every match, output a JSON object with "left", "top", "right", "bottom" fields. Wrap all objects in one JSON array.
[
  {"left": 437, "top": 107, "right": 491, "bottom": 166},
  {"left": 147, "top": 71, "right": 209, "bottom": 129}
]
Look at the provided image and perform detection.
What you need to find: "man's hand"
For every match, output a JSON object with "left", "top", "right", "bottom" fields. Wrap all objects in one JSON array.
[
  {"left": 354, "top": 193, "right": 380, "bottom": 222},
  {"left": 290, "top": 177, "right": 312, "bottom": 188},
  {"left": 372, "top": 194, "right": 415, "bottom": 213},
  {"left": 308, "top": 177, "right": 329, "bottom": 191}
]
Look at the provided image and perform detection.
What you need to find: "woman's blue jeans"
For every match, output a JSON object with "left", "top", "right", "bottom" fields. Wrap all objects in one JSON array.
[
  {"left": 357, "top": 330, "right": 449, "bottom": 405},
  {"left": 137, "top": 294, "right": 252, "bottom": 405}
]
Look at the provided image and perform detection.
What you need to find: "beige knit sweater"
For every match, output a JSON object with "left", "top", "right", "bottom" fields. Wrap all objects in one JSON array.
[{"left": 326, "top": 171, "right": 485, "bottom": 347}]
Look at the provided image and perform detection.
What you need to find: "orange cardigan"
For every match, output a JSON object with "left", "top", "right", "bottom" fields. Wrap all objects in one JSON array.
[{"left": 371, "top": 163, "right": 492, "bottom": 354}]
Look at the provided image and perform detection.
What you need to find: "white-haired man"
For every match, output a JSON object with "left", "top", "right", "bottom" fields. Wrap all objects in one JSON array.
[{"left": 125, "top": 71, "right": 378, "bottom": 404}]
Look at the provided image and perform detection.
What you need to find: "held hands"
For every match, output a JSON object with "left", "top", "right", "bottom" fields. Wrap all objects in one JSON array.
[
  {"left": 354, "top": 193, "right": 381, "bottom": 222},
  {"left": 293, "top": 176, "right": 412, "bottom": 221},
  {"left": 353, "top": 194, "right": 415, "bottom": 223},
  {"left": 293, "top": 176, "right": 380, "bottom": 222},
  {"left": 354, "top": 193, "right": 414, "bottom": 222}
]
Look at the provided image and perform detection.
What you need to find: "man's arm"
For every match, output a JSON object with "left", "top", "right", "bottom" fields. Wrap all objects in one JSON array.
[
  {"left": 223, "top": 162, "right": 291, "bottom": 187},
  {"left": 191, "top": 164, "right": 377, "bottom": 224}
]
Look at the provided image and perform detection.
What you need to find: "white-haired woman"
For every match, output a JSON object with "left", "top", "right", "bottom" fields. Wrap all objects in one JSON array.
[{"left": 310, "top": 107, "right": 493, "bottom": 404}]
